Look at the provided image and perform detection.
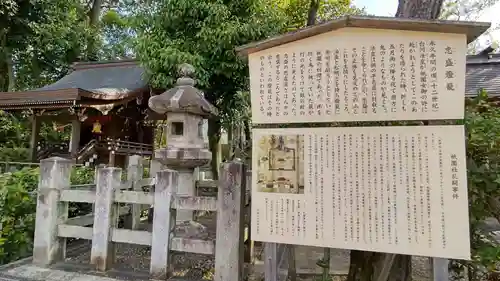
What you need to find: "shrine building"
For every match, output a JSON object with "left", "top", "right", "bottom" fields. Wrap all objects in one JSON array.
[{"left": 0, "top": 60, "right": 158, "bottom": 165}]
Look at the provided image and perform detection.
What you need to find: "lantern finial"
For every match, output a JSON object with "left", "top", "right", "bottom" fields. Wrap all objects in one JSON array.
[
  {"left": 176, "top": 63, "right": 196, "bottom": 86},
  {"left": 178, "top": 63, "right": 195, "bottom": 78}
]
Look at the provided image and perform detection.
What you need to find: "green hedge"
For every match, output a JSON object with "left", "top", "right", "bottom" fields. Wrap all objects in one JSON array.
[
  {"left": 0, "top": 148, "right": 29, "bottom": 162},
  {"left": 0, "top": 168, "right": 38, "bottom": 264},
  {"left": 0, "top": 166, "right": 94, "bottom": 265}
]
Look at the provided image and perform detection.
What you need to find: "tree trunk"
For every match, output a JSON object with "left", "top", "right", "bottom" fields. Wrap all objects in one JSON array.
[
  {"left": 307, "top": 0, "right": 320, "bottom": 26},
  {"left": 89, "top": 0, "right": 103, "bottom": 25},
  {"left": 243, "top": 119, "right": 251, "bottom": 164},
  {"left": 0, "top": 48, "right": 15, "bottom": 92},
  {"left": 0, "top": 32, "right": 9, "bottom": 92},
  {"left": 0, "top": 58, "right": 7, "bottom": 92},
  {"left": 5, "top": 49, "right": 15, "bottom": 91},
  {"left": 30, "top": 56, "right": 42, "bottom": 87},
  {"left": 234, "top": 121, "right": 243, "bottom": 159},
  {"left": 395, "top": 0, "right": 444, "bottom": 18},
  {"left": 208, "top": 117, "right": 221, "bottom": 180},
  {"left": 227, "top": 121, "right": 234, "bottom": 158},
  {"left": 348, "top": 251, "right": 412, "bottom": 281},
  {"left": 87, "top": 0, "right": 104, "bottom": 61},
  {"left": 347, "top": 1, "right": 444, "bottom": 281}
]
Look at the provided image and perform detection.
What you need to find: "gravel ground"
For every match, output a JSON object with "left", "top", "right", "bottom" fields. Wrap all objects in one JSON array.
[
  {"left": 251, "top": 242, "right": 431, "bottom": 281},
  {"left": 65, "top": 213, "right": 218, "bottom": 280},
  {"left": 411, "top": 256, "right": 432, "bottom": 281},
  {"left": 64, "top": 212, "right": 432, "bottom": 281}
]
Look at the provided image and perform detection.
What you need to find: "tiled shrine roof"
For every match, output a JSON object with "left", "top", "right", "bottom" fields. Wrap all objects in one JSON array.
[
  {"left": 0, "top": 60, "right": 149, "bottom": 110},
  {"left": 466, "top": 51, "right": 500, "bottom": 97}
]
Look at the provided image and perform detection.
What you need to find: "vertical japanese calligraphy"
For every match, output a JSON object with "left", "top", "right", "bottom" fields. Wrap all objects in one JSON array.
[
  {"left": 248, "top": 28, "right": 466, "bottom": 124},
  {"left": 419, "top": 42, "right": 429, "bottom": 112},
  {"left": 291, "top": 53, "right": 298, "bottom": 116},
  {"left": 334, "top": 49, "right": 341, "bottom": 115},
  {"left": 316, "top": 51, "right": 324, "bottom": 116},
  {"left": 399, "top": 43, "right": 407, "bottom": 112},
  {"left": 259, "top": 56, "right": 265, "bottom": 115},
  {"left": 380, "top": 45, "right": 389, "bottom": 113},
  {"left": 251, "top": 126, "right": 470, "bottom": 259},
  {"left": 299, "top": 52, "right": 306, "bottom": 116},
  {"left": 370, "top": 46, "right": 378, "bottom": 114},
  {"left": 275, "top": 54, "right": 282, "bottom": 117},
  {"left": 429, "top": 41, "right": 439, "bottom": 112},
  {"left": 307, "top": 52, "right": 315, "bottom": 116},
  {"left": 409, "top": 42, "right": 418, "bottom": 113},
  {"left": 283, "top": 54, "right": 290, "bottom": 116},
  {"left": 352, "top": 48, "right": 360, "bottom": 115},
  {"left": 266, "top": 55, "right": 273, "bottom": 117},
  {"left": 325, "top": 50, "right": 333, "bottom": 116},
  {"left": 361, "top": 47, "right": 369, "bottom": 114},
  {"left": 388, "top": 44, "right": 397, "bottom": 113},
  {"left": 343, "top": 49, "right": 350, "bottom": 114}
]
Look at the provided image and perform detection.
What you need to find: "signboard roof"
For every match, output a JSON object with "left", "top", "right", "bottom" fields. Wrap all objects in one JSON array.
[{"left": 236, "top": 15, "right": 490, "bottom": 57}]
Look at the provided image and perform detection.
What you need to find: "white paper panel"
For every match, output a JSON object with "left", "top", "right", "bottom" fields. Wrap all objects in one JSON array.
[
  {"left": 251, "top": 125, "right": 469, "bottom": 260},
  {"left": 248, "top": 28, "right": 466, "bottom": 124}
]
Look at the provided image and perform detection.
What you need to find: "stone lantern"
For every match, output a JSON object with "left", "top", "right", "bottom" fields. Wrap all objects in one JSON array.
[{"left": 148, "top": 63, "right": 217, "bottom": 222}]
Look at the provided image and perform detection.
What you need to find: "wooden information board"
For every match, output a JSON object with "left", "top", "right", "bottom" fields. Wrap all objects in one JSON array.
[
  {"left": 249, "top": 28, "right": 466, "bottom": 123},
  {"left": 251, "top": 126, "right": 469, "bottom": 259},
  {"left": 243, "top": 17, "right": 482, "bottom": 260}
]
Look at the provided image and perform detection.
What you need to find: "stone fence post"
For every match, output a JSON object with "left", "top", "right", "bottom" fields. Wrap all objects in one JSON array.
[
  {"left": 90, "top": 167, "right": 122, "bottom": 271},
  {"left": 125, "top": 155, "right": 144, "bottom": 229},
  {"left": 92, "top": 164, "right": 106, "bottom": 213},
  {"left": 32, "top": 157, "right": 72, "bottom": 266},
  {"left": 214, "top": 161, "right": 246, "bottom": 281},
  {"left": 147, "top": 159, "right": 165, "bottom": 223},
  {"left": 150, "top": 169, "right": 178, "bottom": 279}
]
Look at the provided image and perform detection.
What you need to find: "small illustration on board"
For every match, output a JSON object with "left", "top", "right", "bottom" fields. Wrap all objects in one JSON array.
[{"left": 256, "top": 134, "right": 304, "bottom": 194}]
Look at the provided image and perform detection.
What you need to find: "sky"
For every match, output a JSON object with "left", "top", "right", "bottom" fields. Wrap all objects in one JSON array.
[{"left": 352, "top": 0, "right": 500, "bottom": 50}]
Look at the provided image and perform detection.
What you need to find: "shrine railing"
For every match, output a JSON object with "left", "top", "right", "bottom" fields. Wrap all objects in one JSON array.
[
  {"left": 76, "top": 140, "right": 98, "bottom": 162},
  {"left": 97, "top": 138, "right": 154, "bottom": 156},
  {"left": 36, "top": 142, "right": 70, "bottom": 160},
  {"left": 38, "top": 139, "right": 154, "bottom": 165}
]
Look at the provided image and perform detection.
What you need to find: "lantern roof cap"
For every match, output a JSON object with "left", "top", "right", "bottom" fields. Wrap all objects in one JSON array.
[{"left": 148, "top": 64, "right": 217, "bottom": 117}]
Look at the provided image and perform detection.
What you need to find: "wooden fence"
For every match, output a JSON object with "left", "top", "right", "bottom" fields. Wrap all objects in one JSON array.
[{"left": 32, "top": 156, "right": 248, "bottom": 280}]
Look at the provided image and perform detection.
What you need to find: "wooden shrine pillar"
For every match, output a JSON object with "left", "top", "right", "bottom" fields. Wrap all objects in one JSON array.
[
  {"left": 29, "top": 115, "right": 41, "bottom": 162},
  {"left": 69, "top": 119, "right": 81, "bottom": 158}
]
